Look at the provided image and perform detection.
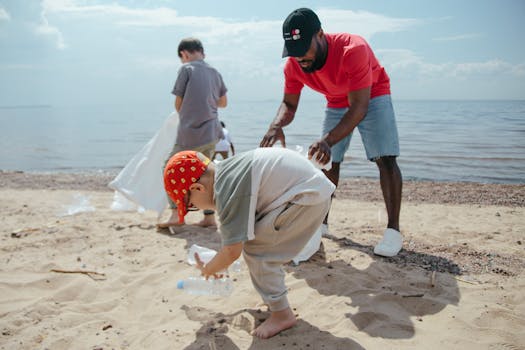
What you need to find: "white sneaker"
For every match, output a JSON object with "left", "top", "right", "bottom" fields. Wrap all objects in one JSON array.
[
  {"left": 374, "top": 228, "right": 403, "bottom": 257},
  {"left": 321, "top": 223, "right": 330, "bottom": 237}
]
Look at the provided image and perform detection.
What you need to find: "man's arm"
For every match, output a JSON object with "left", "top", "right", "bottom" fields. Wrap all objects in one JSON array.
[
  {"left": 308, "top": 87, "right": 371, "bottom": 164},
  {"left": 259, "top": 93, "right": 300, "bottom": 148},
  {"left": 217, "top": 94, "right": 228, "bottom": 108},
  {"left": 195, "top": 242, "right": 243, "bottom": 278}
]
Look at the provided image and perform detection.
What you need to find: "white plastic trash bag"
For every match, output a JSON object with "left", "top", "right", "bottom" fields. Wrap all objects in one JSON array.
[
  {"left": 109, "top": 111, "right": 179, "bottom": 216},
  {"left": 110, "top": 191, "right": 143, "bottom": 212},
  {"left": 292, "top": 224, "right": 322, "bottom": 265},
  {"left": 59, "top": 193, "right": 95, "bottom": 216}
]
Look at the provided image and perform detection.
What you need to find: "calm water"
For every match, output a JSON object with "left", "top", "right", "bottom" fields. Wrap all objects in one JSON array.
[{"left": 0, "top": 99, "right": 524, "bottom": 184}]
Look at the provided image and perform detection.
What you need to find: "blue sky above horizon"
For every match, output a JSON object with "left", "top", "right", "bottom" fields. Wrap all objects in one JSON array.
[{"left": 0, "top": 0, "right": 524, "bottom": 107}]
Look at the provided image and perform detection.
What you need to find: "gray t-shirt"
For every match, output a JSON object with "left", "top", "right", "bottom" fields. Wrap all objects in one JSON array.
[
  {"left": 172, "top": 60, "right": 227, "bottom": 147},
  {"left": 214, "top": 148, "right": 336, "bottom": 245}
]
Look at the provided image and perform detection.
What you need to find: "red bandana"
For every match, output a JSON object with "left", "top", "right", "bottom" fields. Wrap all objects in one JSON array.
[{"left": 163, "top": 151, "right": 210, "bottom": 224}]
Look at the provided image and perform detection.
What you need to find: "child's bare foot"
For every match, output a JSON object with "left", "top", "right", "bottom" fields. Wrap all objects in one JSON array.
[
  {"left": 157, "top": 210, "right": 181, "bottom": 229},
  {"left": 252, "top": 308, "right": 297, "bottom": 339},
  {"left": 157, "top": 220, "right": 183, "bottom": 229},
  {"left": 194, "top": 214, "right": 217, "bottom": 228}
]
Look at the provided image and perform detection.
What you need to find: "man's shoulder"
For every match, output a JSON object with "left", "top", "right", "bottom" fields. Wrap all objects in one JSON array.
[{"left": 327, "top": 32, "right": 366, "bottom": 47}]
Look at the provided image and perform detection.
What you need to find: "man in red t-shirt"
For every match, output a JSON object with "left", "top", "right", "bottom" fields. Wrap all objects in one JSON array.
[{"left": 260, "top": 8, "right": 403, "bottom": 257}]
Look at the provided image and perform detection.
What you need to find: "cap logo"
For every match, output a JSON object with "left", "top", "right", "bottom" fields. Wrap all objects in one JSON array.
[{"left": 292, "top": 28, "right": 301, "bottom": 40}]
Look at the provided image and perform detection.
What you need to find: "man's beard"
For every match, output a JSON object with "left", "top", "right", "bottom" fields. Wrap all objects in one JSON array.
[{"left": 300, "top": 43, "right": 327, "bottom": 73}]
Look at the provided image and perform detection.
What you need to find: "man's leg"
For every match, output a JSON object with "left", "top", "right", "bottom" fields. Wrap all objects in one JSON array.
[
  {"left": 376, "top": 156, "right": 402, "bottom": 231},
  {"left": 321, "top": 108, "right": 352, "bottom": 228},
  {"left": 357, "top": 95, "right": 403, "bottom": 256},
  {"left": 321, "top": 163, "right": 340, "bottom": 225}
]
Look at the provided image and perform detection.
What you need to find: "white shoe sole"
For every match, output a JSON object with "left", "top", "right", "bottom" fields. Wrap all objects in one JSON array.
[{"left": 374, "top": 228, "right": 403, "bottom": 257}]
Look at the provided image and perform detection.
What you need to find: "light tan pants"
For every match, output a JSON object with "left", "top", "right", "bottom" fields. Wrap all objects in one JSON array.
[{"left": 243, "top": 199, "right": 331, "bottom": 311}]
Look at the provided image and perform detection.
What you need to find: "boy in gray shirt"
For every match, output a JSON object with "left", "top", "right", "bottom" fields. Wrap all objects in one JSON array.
[
  {"left": 159, "top": 37, "right": 228, "bottom": 229},
  {"left": 163, "top": 148, "right": 334, "bottom": 339}
]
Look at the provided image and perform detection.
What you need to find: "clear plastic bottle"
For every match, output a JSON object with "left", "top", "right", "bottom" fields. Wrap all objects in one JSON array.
[
  {"left": 177, "top": 276, "right": 234, "bottom": 297},
  {"left": 293, "top": 145, "right": 332, "bottom": 170},
  {"left": 187, "top": 244, "right": 243, "bottom": 273}
]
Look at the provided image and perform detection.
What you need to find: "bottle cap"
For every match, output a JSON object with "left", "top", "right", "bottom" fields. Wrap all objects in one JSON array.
[{"left": 177, "top": 280, "right": 184, "bottom": 289}]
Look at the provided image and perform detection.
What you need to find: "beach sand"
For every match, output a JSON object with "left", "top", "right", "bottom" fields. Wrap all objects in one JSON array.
[{"left": 1, "top": 172, "right": 524, "bottom": 349}]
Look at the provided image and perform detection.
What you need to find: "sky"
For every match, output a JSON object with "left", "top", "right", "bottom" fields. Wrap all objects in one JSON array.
[{"left": 0, "top": 0, "right": 524, "bottom": 107}]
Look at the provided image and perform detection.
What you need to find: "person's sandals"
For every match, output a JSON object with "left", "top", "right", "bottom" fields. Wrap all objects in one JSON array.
[{"left": 373, "top": 228, "right": 403, "bottom": 257}]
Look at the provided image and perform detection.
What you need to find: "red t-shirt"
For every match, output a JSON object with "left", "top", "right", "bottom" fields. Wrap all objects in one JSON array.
[{"left": 284, "top": 33, "right": 390, "bottom": 108}]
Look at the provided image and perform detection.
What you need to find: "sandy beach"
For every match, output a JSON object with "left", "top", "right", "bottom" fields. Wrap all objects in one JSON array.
[{"left": 1, "top": 171, "right": 524, "bottom": 349}]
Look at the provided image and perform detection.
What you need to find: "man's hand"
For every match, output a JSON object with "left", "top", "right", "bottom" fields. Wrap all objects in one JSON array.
[
  {"left": 260, "top": 94, "right": 299, "bottom": 148},
  {"left": 308, "top": 139, "right": 332, "bottom": 165},
  {"left": 260, "top": 124, "right": 286, "bottom": 148}
]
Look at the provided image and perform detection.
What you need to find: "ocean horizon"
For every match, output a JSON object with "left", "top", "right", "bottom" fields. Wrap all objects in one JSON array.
[{"left": 1, "top": 99, "right": 524, "bottom": 184}]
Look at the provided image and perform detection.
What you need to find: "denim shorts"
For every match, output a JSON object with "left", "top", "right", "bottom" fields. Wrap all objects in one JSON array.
[{"left": 322, "top": 94, "right": 400, "bottom": 162}]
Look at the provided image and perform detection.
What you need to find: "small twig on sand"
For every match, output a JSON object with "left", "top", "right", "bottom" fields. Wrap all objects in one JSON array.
[
  {"left": 50, "top": 269, "right": 106, "bottom": 280},
  {"left": 454, "top": 276, "right": 478, "bottom": 285},
  {"left": 430, "top": 271, "right": 436, "bottom": 287}
]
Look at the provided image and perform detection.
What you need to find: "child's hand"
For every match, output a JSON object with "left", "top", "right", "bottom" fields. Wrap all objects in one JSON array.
[{"left": 194, "top": 252, "right": 223, "bottom": 279}]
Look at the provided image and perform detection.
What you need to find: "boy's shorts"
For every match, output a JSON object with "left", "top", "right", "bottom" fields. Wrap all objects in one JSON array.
[{"left": 322, "top": 94, "right": 400, "bottom": 163}]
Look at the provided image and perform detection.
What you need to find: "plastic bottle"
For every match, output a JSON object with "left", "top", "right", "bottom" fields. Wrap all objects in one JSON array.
[
  {"left": 293, "top": 145, "right": 332, "bottom": 170},
  {"left": 187, "top": 244, "right": 243, "bottom": 273},
  {"left": 309, "top": 151, "right": 332, "bottom": 170},
  {"left": 187, "top": 244, "right": 217, "bottom": 265},
  {"left": 177, "top": 276, "right": 234, "bottom": 296}
]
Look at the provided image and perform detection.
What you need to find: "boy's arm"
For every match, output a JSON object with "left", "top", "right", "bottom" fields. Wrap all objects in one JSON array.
[
  {"left": 175, "top": 96, "right": 183, "bottom": 112},
  {"left": 217, "top": 94, "right": 227, "bottom": 108},
  {"left": 195, "top": 241, "right": 243, "bottom": 278}
]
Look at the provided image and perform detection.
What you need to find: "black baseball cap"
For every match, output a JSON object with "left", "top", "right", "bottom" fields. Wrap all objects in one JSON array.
[{"left": 282, "top": 8, "right": 321, "bottom": 58}]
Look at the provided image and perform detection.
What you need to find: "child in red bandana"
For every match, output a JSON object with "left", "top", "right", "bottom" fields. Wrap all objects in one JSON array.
[{"left": 164, "top": 148, "right": 334, "bottom": 339}]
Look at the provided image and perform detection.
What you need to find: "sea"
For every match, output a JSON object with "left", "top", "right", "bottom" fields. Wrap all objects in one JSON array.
[{"left": 0, "top": 99, "right": 524, "bottom": 184}]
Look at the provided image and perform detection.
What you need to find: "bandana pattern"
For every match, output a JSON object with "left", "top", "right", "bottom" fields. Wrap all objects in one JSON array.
[{"left": 163, "top": 151, "right": 210, "bottom": 224}]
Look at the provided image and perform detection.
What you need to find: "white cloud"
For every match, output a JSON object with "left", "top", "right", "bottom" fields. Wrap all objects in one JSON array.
[
  {"left": 37, "top": 2, "right": 418, "bottom": 42},
  {"left": 34, "top": 15, "right": 66, "bottom": 49},
  {"left": 0, "top": 7, "right": 10, "bottom": 21},
  {"left": 451, "top": 59, "right": 522, "bottom": 77},
  {"left": 378, "top": 49, "right": 525, "bottom": 79},
  {"left": 42, "top": 0, "right": 192, "bottom": 27},
  {"left": 41, "top": 0, "right": 279, "bottom": 42},
  {"left": 433, "top": 33, "right": 481, "bottom": 42},
  {"left": 42, "top": 0, "right": 78, "bottom": 12},
  {"left": 377, "top": 49, "right": 423, "bottom": 70},
  {"left": 511, "top": 63, "right": 525, "bottom": 77},
  {"left": 134, "top": 56, "right": 179, "bottom": 71},
  {"left": 317, "top": 8, "right": 420, "bottom": 40},
  {"left": 34, "top": 1, "right": 421, "bottom": 86},
  {"left": 24, "top": 1, "right": 522, "bottom": 101}
]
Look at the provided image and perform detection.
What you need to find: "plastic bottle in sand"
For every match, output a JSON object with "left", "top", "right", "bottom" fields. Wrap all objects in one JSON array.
[{"left": 177, "top": 276, "right": 233, "bottom": 296}]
